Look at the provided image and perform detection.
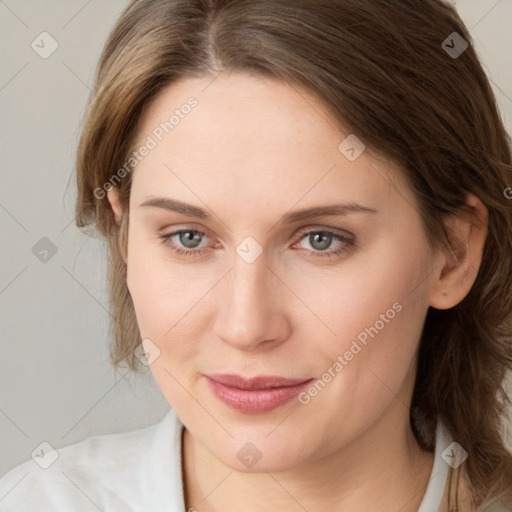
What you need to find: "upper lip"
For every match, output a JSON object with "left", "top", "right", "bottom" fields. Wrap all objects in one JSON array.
[{"left": 205, "top": 374, "right": 313, "bottom": 390}]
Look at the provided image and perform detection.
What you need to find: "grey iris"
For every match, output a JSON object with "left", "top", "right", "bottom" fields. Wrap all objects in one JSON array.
[
  {"left": 180, "top": 231, "right": 202, "bottom": 248},
  {"left": 310, "top": 232, "right": 332, "bottom": 250}
]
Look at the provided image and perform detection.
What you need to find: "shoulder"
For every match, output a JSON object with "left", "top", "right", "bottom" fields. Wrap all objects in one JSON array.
[{"left": 0, "top": 415, "right": 170, "bottom": 512}]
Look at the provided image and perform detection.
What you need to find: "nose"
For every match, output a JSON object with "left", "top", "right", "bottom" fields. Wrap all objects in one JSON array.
[{"left": 212, "top": 250, "right": 291, "bottom": 351}]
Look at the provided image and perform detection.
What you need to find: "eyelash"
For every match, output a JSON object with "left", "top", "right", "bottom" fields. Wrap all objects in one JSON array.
[{"left": 158, "top": 227, "right": 355, "bottom": 260}]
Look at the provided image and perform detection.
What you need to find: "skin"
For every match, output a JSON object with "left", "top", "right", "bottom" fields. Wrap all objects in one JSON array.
[{"left": 107, "top": 72, "right": 487, "bottom": 512}]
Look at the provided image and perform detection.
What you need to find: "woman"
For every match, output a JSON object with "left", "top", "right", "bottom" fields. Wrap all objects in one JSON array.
[{"left": 1, "top": 0, "right": 511, "bottom": 510}]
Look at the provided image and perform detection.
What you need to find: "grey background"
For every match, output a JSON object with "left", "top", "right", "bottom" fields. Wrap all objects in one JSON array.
[{"left": 1, "top": 0, "right": 511, "bottom": 477}]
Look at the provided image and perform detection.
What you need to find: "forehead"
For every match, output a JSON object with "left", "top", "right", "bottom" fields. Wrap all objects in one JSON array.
[{"left": 129, "top": 73, "right": 410, "bottom": 218}]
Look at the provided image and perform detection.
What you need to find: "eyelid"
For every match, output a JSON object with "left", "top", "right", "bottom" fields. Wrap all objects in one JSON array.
[
  {"left": 159, "top": 223, "right": 213, "bottom": 240},
  {"left": 293, "top": 224, "right": 355, "bottom": 241}
]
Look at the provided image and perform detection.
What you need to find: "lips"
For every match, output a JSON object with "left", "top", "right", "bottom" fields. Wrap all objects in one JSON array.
[
  {"left": 205, "top": 374, "right": 314, "bottom": 413},
  {"left": 206, "top": 373, "right": 311, "bottom": 389}
]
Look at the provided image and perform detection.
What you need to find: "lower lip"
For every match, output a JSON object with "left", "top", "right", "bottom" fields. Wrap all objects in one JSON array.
[{"left": 205, "top": 377, "right": 314, "bottom": 414}]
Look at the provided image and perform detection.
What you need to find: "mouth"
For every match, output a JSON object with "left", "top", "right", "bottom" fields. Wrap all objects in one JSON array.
[{"left": 204, "top": 373, "right": 314, "bottom": 414}]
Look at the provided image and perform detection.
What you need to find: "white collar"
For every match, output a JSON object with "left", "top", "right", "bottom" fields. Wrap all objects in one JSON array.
[{"left": 417, "top": 418, "right": 453, "bottom": 512}]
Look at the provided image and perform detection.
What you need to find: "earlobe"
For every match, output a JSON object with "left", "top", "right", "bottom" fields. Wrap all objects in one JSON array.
[
  {"left": 106, "top": 186, "right": 123, "bottom": 225},
  {"left": 429, "top": 193, "right": 488, "bottom": 310}
]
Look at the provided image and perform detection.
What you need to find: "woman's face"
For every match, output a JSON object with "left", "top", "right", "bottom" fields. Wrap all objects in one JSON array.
[{"left": 115, "top": 72, "right": 441, "bottom": 471}]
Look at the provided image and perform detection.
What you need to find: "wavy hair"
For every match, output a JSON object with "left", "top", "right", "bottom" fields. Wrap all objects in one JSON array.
[{"left": 74, "top": 0, "right": 512, "bottom": 508}]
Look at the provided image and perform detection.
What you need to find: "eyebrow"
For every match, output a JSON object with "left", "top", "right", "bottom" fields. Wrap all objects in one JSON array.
[{"left": 139, "top": 197, "right": 378, "bottom": 223}]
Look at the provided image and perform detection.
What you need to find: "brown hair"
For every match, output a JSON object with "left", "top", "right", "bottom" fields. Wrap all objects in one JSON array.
[{"left": 75, "top": 0, "right": 512, "bottom": 508}]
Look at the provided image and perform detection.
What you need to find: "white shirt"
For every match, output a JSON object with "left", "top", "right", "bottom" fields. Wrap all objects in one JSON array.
[{"left": 0, "top": 408, "right": 452, "bottom": 511}]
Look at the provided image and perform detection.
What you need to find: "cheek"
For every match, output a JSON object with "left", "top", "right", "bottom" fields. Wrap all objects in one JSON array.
[
  {"left": 295, "top": 239, "right": 430, "bottom": 347},
  {"left": 126, "top": 228, "right": 177, "bottom": 336},
  {"left": 128, "top": 260, "right": 209, "bottom": 339},
  {"left": 293, "top": 237, "right": 433, "bottom": 411},
  {"left": 126, "top": 240, "right": 209, "bottom": 406},
  {"left": 291, "top": 244, "right": 431, "bottom": 439},
  {"left": 126, "top": 228, "right": 218, "bottom": 355}
]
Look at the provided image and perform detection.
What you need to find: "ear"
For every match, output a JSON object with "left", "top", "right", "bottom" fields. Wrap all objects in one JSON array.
[
  {"left": 106, "top": 185, "right": 123, "bottom": 225},
  {"left": 429, "top": 193, "right": 488, "bottom": 310}
]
